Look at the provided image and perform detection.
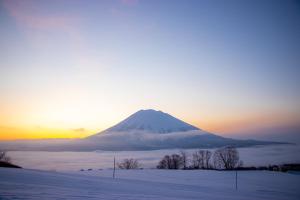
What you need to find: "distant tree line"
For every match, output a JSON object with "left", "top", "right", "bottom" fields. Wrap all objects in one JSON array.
[
  {"left": 157, "top": 146, "right": 243, "bottom": 170},
  {"left": 235, "top": 164, "right": 300, "bottom": 172},
  {"left": 114, "top": 147, "right": 300, "bottom": 172}
]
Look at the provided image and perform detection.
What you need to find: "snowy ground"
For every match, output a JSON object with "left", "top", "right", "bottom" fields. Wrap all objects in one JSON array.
[
  {"left": 0, "top": 168, "right": 299, "bottom": 200},
  {"left": 3, "top": 144, "right": 299, "bottom": 199},
  {"left": 7, "top": 144, "right": 300, "bottom": 171}
]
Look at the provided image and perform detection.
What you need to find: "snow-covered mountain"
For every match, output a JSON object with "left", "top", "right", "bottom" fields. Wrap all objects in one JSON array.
[
  {"left": 103, "top": 109, "right": 199, "bottom": 133},
  {"left": 85, "top": 109, "right": 279, "bottom": 151}
]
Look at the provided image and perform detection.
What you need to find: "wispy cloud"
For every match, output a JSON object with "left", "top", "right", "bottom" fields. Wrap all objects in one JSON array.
[
  {"left": 2, "top": 0, "right": 106, "bottom": 80},
  {"left": 72, "top": 128, "right": 86, "bottom": 133},
  {"left": 2, "top": 0, "right": 77, "bottom": 31}
]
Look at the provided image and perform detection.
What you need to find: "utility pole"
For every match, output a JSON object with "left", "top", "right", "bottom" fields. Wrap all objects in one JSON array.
[
  {"left": 235, "top": 170, "right": 238, "bottom": 190},
  {"left": 113, "top": 157, "right": 116, "bottom": 179}
]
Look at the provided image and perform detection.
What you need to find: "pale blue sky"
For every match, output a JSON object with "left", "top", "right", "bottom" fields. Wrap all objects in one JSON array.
[{"left": 0, "top": 0, "right": 299, "bottom": 139}]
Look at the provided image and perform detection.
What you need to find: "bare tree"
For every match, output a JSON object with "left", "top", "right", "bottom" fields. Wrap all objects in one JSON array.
[
  {"left": 117, "top": 158, "right": 140, "bottom": 169},
  {"left": 192, "top": 150, "right": 212, "bottom": 169},
  {"left": 213, "top": 146, "right": 240, "bottom": 170},
  {"left": 180, "top": 150, "right": 188, "bottom": 169},
  {"left": 157, "top": 158, "right": 165, "bottom": 169},
  {"left": 0, "top": 151, "right": 11, "bottom": 163},
  {"left": 157, "top": 155, "right": 171, "bottom": 169},
  {"left": 204, "top": 150, "right": 212, "bottom": 169},
  {"left": 171, "top": 154, "right": 183, "bottom": 169},
  {"left": 192, "top": 150, "right": 203, "bottom": 169},
  {"left": 157, "top": 154, "right": 183, "bottom": 169}
]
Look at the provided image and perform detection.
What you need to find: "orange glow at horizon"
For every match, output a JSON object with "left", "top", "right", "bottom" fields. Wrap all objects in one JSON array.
[
  {"left": 0, "top": 126, "right": 96, "bottom": 141},
  {"left": 0, "top": 110, "right": 299, "bottom": 140}
]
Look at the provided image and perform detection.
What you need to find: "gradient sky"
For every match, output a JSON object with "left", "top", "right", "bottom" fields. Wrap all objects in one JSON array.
[{"left": 0, "top": 0, "right": 300, "bottom": 140}]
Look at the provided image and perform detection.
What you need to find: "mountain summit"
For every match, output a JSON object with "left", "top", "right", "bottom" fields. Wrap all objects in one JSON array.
[{"left": 105, "top": 109, "right": 199, "bottom": 133}]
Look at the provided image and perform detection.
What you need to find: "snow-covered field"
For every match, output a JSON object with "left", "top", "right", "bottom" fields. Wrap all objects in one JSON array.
[
  {"left": 2, "top": 144, "right": 300, "bottom": 199},
  {"left": 7, "top": 144, "right": 300, "bottom": 171},
  {"left": 0, "top": 168, "right": 299, "bottom": 200}
]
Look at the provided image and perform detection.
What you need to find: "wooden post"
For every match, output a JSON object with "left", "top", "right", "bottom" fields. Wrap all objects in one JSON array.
[
  {"left": 113, "top": 157, "right": 116, "bottom": 179},
  {"left": 235, "top": 170, "right": 238, "bottom": 190}
]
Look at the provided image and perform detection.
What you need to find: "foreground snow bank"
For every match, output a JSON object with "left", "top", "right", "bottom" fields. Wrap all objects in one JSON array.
[{"left": 0, "top": 168, "right": 299, "bottom": 200}]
